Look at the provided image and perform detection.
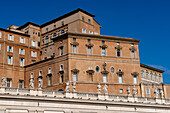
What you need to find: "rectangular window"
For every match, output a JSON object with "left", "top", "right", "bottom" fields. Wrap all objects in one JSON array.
[
  {"left": 32, "top": 40, "right": 37, "bottom": 47},
  {"left": 133, "top": 75, "right": 137, "bottom": 84},
  {"left": 119, "top": 74, "right": 123, "bottom": 83},
  {"left": 60, "top": 64, "right": 64, "bottom": 71},
  {"left": 120, "top": 89, "right": 123, "bottom": 93},
  {"left": 62, "top": 21, "right": 64, "bottom": 26},
  {"left": 20, "top": 58, "right": 25, "bottom": 66},
  {"left": 73, "top": 38, "right": 76, "bottom": 41},
  {"left": 7, "top": 46, "right": 13, "bottom": 53},
  {"left": 146, "top": 88, "right": 150, "bottom": 94},
  {"left": 59, "top": 46, "right": 63, "bottom": 56},
  {"left": 45, "top": 36, "right": 49, "bottom": 44},
  {"left": 8, "top": 34, "right": 14, "bottom": 41},
  {"left": 53, "top": 33, "right": 56, "bottom": 37},
  {"left": 82, "top": 28, "right": 86, "bottom": 33},
  {"left": 20, "top": 37, "right": 25, "bottom": 44},
  {"left": 73, "top": 72, "right": 77, "bottom": 81},
  {"left": 61, "top": 29, "right": 64, "bottom": 34},
  {"left": 117, "top": 49, "right": 121, "bottom": 57},
  {"left": 46, "top": 28, "right": 48, "bottom": 32},
  {"left": 73, "top": 45, "right": 77, "bottom": 53},
  {"left": 39, "top": 70, "right": 42, "bottom": 76},
  {"left": 117, "top": 42, "right": 120, "bottom": 45},
  {"left": 31, "top": 51, "right": 37, "bottom": 57},
  {"left": 60, "top": 73, "right": 64, "bottom": 83},
  {"left": 101, "top": 48, "right": 106, "bottom": 56},
  {"left": 131, "top": 51, "right": 135, "bottom": 58},
  {"left": 0, "top": 32, "right": 1, "bottom": 38},
  {"left": 7, "top": 78, "right": 12, "bottom": 87},
  {"left": 48, "top": 76, "right": 52, "bottom": 86},
  {"left": 89, "top": 31, "right": 93, "bottom": 34},
  {"left": 7, "top": 56, "right": 13, "bottom": 65},
  {"left": 102, "top": 40, "right": 105, "bottom": 44},
  {"left": 88, "top": 39, "right": 91, "bottom": 42},
  {"left": 19, "top": 48, "right": 25, "bottom": 55},
  {"left": 48, "top": 67, "right": 51, "bottom": 74},
  {"left": 103, "top": 74, "right": 107, "bottom": 82},
  {"left": 54, "top": 25, "right": 56, "bottom": 29},
  {"left": 19, "top": 80, "right": 23, "bottom": 88},
  {"left": 87, "top": 47, "right": 92, "bottom": 55},
  {"left": 88, "top": 19, "right": 91, "bottom": 24}
]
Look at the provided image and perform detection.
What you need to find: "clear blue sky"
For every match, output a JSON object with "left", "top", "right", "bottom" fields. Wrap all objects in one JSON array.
[{"left": 0, "top": 0, "right": 170, "bottom": 83}]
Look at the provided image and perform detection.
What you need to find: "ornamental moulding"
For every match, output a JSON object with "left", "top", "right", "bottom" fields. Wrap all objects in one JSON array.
[
  {"left": 86, "top": 69, "right": 95, "bottom": 74},
  {"left": 116, "top": 71, "right": 124, "bottom": 75},
  {"left": 115, "top": 45, "right": 122, "bottom": 49},
  {"left": 129, "top": 47, "right": 137, "bottom": 51},
  {"left": 85, "top": 43, "right": 94, "bottom": 47},
  {"left": 101, "top": 70, "right": 109, "bottom": 74},
  {"left": 59, "top": 70, "right": 64, "bottom": 74},
  {"left": 99, "top": 44, "right": 108, "bottom": 48},
  {"left": 37, "top": 76, "right": 43, "bottom": 79},
  {"left": 131, "top": 72, "right": 139, "bottom": 76},
  {"left": 46, "top": 73, "right": 52, "bottom": 77},
  {"left": 71, "top": 68, "right": 80, "bottom": 73},
  {"left": 70, "top": 42, "right": 79, "bottom": 46}
]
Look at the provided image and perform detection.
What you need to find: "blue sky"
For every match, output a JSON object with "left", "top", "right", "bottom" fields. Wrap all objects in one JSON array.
[{"left": 0, "top": 0, "right": 170, "bottom": 83}]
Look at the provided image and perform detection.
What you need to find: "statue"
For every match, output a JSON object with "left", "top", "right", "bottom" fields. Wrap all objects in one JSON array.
[
  {"left": 29, "top": 78, "right": 34, "bottom": 89},
  {"left": 154, "top": 88, "right": 158, "bottom": 98},
  {"left": 127, "top": 86, "right": 131, "bottom": 96},
  {"left": 160, "top": 89, "right": 164, "bottom": 98},
  {"left": 103, "top": 62, "right": 107, "bottom": 71},
  {"left": 38, "top": 77, "right": 43, "bottom": 89},
  {"left": 1, "top": 75, "right": 6, "bottom": 87},
  {"left": 103, "top": 84, "right": 108, "bottom": 95},
  {"left": 65, "top": 81, "right": 70, "bottom": 92},
  {"left": 132, "top": 85, "right": 137, "bottom": 97},
  {"left": 72, "top": 82, "right": 76, "bottom": 93},
  {"left": 97, "top": 83, "right": 101, "bottom": 94}
]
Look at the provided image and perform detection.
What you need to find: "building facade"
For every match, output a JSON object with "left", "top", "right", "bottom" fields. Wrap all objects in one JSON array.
[{"left": 0, "top": 8, "right": 169, "bottom": 100}]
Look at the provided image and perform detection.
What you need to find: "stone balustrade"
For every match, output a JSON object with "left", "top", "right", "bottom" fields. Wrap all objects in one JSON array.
[{"left": 0, "top": 87, "right": 169, "bottom": 105}]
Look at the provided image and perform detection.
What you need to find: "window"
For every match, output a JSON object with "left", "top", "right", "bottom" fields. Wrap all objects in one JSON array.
[
  {"left": 48, "top": 76, "right": 52, "bottom": 86},
  {"left": 73, "top": 45, "right": 77, "bottom": 53},
  {"left": 101, "top": 48, "right": 106, "bottom": 56},
  {"left": 8, "top": 34, "right": 14, "bottom": 41},
  {"left": 20, "top": 37, "right": 25, "bottom": 44},
  {"left": 110, "top": 67, "right": 115, "bottom": 74},
  {"left": 82, "top": 16, "right": 85, "bottom": 21},
  {"left": 88, "top": 39, "right": 91, "bottom": 43},
  {"left": 60, "top": 64, "right": 64, "bottom": 70},
  {"left": 89, "top": 31, "right": 93, "bottom": 34},
  {"left": 156, "top": 75, "right": 158, "bottom": 82},
  {"left": 0, "top": 32, "right": 1, "bottom": 38},
  {"left": 7, "top": 46, "right": 13, "bottom": 53},
  {"left": 88, "top": 19, "right": 91, "bottom": 24},
  {"left": 95, "top": 66, "right": 100, "bottom": 73},
  {"left": 59, "top": 46, "right": 63, "bottom": 56},
  {"left": 146, "top": 71, "right": 150, "bottom": 79},
  {"left": 53, "top": 33, "right": 56, "bottom": 37},
  {"left": 87, "top": 47, "right": 92, "bottom": 55},
  {"left": 117, "top": 49, "right": 121, "bottom": 57},
  {"left": 117, "top": 42, "right": 120, "bottom": 45},
  {"left": 119, "top": 74, "right": 123, "bottom": 83},
  {"left": 62, "top": 21, "right": 64, "bottom": 26},
  {"left": 38, "top": 42, "right": 40, "bottom": 47},
  {"left": 32, "top": 60, "right": 36, "bottom": 64},
  {"left": 60, "top": 73, "right": 64, "bottom": 83},
  {"left": 61, "top": 29, "right": 64, "bottom": 34},
  {"left": 7, "top": 56, "right": 13, "bottom": 65},
  {"left": 45, "top": 36, "right": 49, "bottom": 44},
  {"left": 46, "top": 28, "right": 48, "bottom": 32},
  {"left": 39, "top": 70, "right": 42, "bottom": 76},
  {"left": 151, "top": 73, "right": 155, "bottom": 81},
  {"left": 133, "top": 75, "right": 137, "bottom": 84},
  {"left": 48, "top": 67, "right": 51, "bottom": 74},
  {"left": 89, "top": 73, "right": 93, "bottom": 82},
  {"left": 19, "top": 48, "right": 25, "bottom": 55},
  {"left": 103, "top": 74, "right": 107, "bottom": 82},
  {"left": 102, "top": 40, "right": 105, "bottom": 44},
  {"left": 120, "top": 89, "right": 123, "bottom": 93},
  {"left": 131, "top": 51, "right": 135, "bottom": 58},
  {"left": 19, "top": 80, "right": 23, "bottom": 88},
  {"left": 31, "top": 51, "right": 37, "bottom": 57},
  {"left": 20, "top": 58, "right": 25, "bottom": 66},
  {"left": 54, "top": 25, "right": 56, "bottom": 29},
  {"left": 131, "top": 43, "right": 134, "bottom": 46},
  {"left": 141, "top": 70, "right": 145, "bottom": 78},
  {"left": 82, "top": 28, "right": 86, "bottom": 33},
  {"left": 73, "top": 38, "right": 76, "bottom": 41},
  {"left": 159, "top": 76, "right": 162, "bottom": 83},
  {"left": 146, "top": 88, "right": 150, "bottom": 95},
  {"left": 7, "top": 78, "right": 12, "bottom": 87},
  {"left": 32, "top": 40, "right": 37, "bottom": 47},
  {"left": 73, "top": 72, "right": 77, "bottom": 81}
]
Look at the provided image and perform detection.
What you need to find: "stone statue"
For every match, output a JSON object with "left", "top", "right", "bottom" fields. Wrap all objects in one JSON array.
[
  {"left": 160, "top": 89, "right": 164, "bottom": 98},
  {"left": 132, "top": 85, "right": 137, "bottom": 97},
  {"left": 38, "top": 78, "right": 43, "bottom": 89},
  {"left": 65, "top": 81, "right": 70, "bottom": 92},
  {"left": 1, "top": 75, "right": 6, "bottom": 87},
  {"left": 103, "top": 62, "right": 107, "bottom": 71},
  {"left": 72, "top": 82, "right": 76, "bottom": 93},
  {"left": 154, "top": 88, "right": 158, "bottom": 98},
  {"left": 127, "top": 86, "right": 131, "bottom": 96},
  {"left": 29, "top": 78, "right": 34, "bottom": 89},
  {"left": 103, "top": 84, "right": 108, "bottom": 95},
  {"left": 97, "top": 83, "right": 101, "bottom": 94}
]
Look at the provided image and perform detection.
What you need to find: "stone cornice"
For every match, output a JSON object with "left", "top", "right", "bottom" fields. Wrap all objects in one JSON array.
[
  {"left": 115, "top": 45, "right": 122, "bottom": 50},
  {"left": 70, "top": 42, "right": 79, "bottom": 46},
  {"left": 71, "top": 68, "right": 79, "bottom": 73},
  {"left": 85, "top": 43, "right": 94, "bottom": 47},
  {"left": 116, "top": 71, "right": 124, "bottom": 75},
  {"left": 101, "top": 70, "right": 109, "bottom": 74},
  {"left": 86, "top": 70, "right": 95, "bottom": 74},
  {"left": 129, "top": 46, "right": 137, "bottom": 51},
  {"left": 99, "top": 44, "right": 108, "bottom": 48}
]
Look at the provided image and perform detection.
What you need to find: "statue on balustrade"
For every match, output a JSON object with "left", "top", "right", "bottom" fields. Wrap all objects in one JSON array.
[
  {"left": 103, "top": 84, "right": 108, "bottom": 95},
  {"left": 154, "top": 88, "right": 159, "bottom": 98},
  {"left": 132, "top": 85, "right": 137, "bottom": 97},
  {"left": 1, "top": 75, "right": 6, "bottom": 87},
  {"left": 160, "top": 89, "right": 164, "bottom": 98},
  {"left": 127, "top": 86, "right": 131, "bottom": 96},
  {"left": 29, "top": 78, "right": 34, "bottom": 89},
  {"left": 97, "top": 83, "right": 101, "bottom": 94},
  {"left": 65, "top": 81, "right": 70, "bottom": 92},
  {"left": 38, "top": 78, "right": 43, "bottom": 89},
  {"left": 72, "top": 82, "right": 76, "bottom": 93}
]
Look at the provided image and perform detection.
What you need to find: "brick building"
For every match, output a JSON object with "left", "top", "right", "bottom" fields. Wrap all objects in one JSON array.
[{"left": 0, "top": 8, "right": 169, "bottom": 99}]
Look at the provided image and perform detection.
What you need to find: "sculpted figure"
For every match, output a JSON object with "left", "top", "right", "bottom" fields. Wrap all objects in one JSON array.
[
  {"left": 103, "top": 62, "right": 107, "bottom": 71},
  {"left": 160, "top": 89, "right": 164, "bottom": 98},
  {"left": 72, "top": 82, "right": 76, "bottom": 93},
  {"left": 103, "top": 84, "right": 108, "bottom": 95},
  {"left": 132, "top": 85, "right": 137, "bottom": 97},
  {"left": 127, "top": 86, "right": 131, "bottom": 96},
  {"left": 38, "top": 78, "right": 43, "bottom": 89},
  {"left": 97, "top": 83, "right": 101, "bottom": 94},
  {"left": 29, "top": 78, "right": 34, "bottom": 89},
  {"left": 1, "top": 75, "right": 6, "bottom": 87},
  {"left": 154, "top": 88, "right": 158, "bottom": 98},
  {"left": 65, "top": 81, "right": 70, "bottom": 92}
]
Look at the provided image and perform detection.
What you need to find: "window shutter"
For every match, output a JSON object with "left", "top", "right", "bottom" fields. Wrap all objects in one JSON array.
[
  {"left": 35, "top": 41, "right": 37, "bottom": 47},
  {"left": 11, "top": 56, "right": 13, "bottom": 64},
  {"left": 7, "top": 56, "right": 10, "bottom": 64},
  {"left": 7, "top": 46, "right": 9, "bottom": 52},
  {"left": 23, "top": 38, "right": 25, "bottom": 43},
  {"left": 23, "top": 59, "right": 25, "bottom": 66},
  {"left": 11, "top": 47, "right": 13, "bottom": 53},
  {"left": 12, "top": 35, "right": 14, "bottom": 41},
  {"left": 20, "top": 58, "right": 22, "bottom": 66},
  {"left": 19, "top": 48, "right": 21, "bottom": 54},
  {"left": 23, "top": 49, "right": 25, "bottom": 55},
  {"left": 35, "top": 52, "right": 37, "bottom": 57},
  {"left": 31, "top": 51, "right": 33, "bottom": 57}
]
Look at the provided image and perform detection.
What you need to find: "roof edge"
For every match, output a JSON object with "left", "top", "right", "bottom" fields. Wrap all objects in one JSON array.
[{"left": 140, "top": 63, "right": 165, "bottom": 73}]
